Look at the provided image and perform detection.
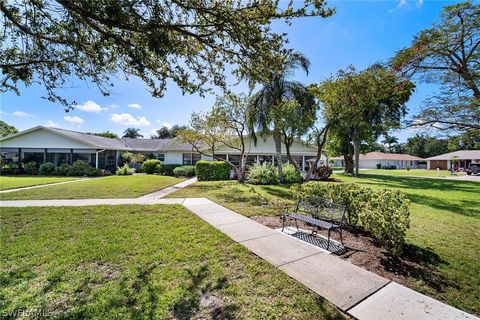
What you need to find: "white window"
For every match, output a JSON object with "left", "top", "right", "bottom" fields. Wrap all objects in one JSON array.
[{"left": 157, "top": 153, "right": 165, "bottom": 162}]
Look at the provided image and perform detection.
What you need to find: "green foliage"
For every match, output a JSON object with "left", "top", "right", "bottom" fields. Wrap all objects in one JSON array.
[
  {"left": 70, "top": 160, "right": 92, "bottom": 176},
  {"left": 173, "top": 165, "right": 196, "bottom": 178},
  {"left": 376, "top": 163, "right": 382, "bottom": 169},
  {"left": 0, "top": 120, "right": 18, "bottom": 137},
  {"left": 55, "top": 164, "right": 72, "bottom": 176},
  {"left": 23, "top": 162, "right": 37, "bottom": 175},
  {"left": 122, "top": 128, "right": 143, "bottom": 139},
  {"left": 38, "top": 162, "right": 56, "bottom": 176},
  {"left": 121, "top": 152, "right": 134, "bottom": 164},
  {"left": 159, "top": 164, "right": 182, "bottom": 176},
  {"left": 391, "top": 1, "right": 480, "bottom": 131},
  {"left": 246, "top": 163, "right": 279, "bottom": 185},
  {"left": 282, "top": 163, "right": 302, "bottom": 183},
  {"left": 88, "top": 131, "right": 118, "bottom": 138},
  {"left": 151, "top": 125, "right": 188, "bottom": 139},
  {"left": 195, "top": 161, "right": 231, "bottom": 181},
  {"left": 116, "top": 163, "right": 135, "bottom": 176},
  {"left": 1, "top": 1, "right": 333, "bottom": 107},
  {"left": 144, "top": 153, "right": 157, "bottom": 160},
  {"left": 142, "top": 159, "right": 161, "bottom": 174},
  {"left": 292, "top": 182, "right": 410, "bottom": 255}
]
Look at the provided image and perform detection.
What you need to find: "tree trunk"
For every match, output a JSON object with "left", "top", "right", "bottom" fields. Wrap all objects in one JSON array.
[
  {"left": 304, "top": 125, "right": 330, "bottom": 182},
  {"left": 353, "top": 126, "right": 361, "bottom": 177},
  {"left": 237, "top": 155, "right": 247, "bottom": 182},
  {"left": 344, "top": 154, "right": 354, "bottom": 174},
  {"left": 283, "top": 134, "right": 299, "bottom": 171},
  {"left": 273, "top": 125, "right": 284, "bottom": 183}
]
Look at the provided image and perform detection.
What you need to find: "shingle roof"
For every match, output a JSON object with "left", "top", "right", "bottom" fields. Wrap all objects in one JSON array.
[
  {"left": 331, "top": 152, "right": 423, "bottom": 161},
  {"left": 0, "top": 126, "right": 196, "bottom": 151},
  {"left": 426, "top": 150, "right": 480, "bottom": 161}
]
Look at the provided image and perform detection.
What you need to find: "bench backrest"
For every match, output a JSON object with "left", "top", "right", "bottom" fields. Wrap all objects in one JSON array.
[{"left": 295, "top": 198, "right": 346, "bottom": 226}]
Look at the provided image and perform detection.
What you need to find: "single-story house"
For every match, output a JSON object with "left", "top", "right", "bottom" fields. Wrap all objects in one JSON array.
[
  {"left": 0, "top": 126, "right": 324, "bottom": 172},
  {"left": 331, "top": 151, "right": 423, "bottom": 169},
  {"left": 426, "top": 150, "right": 480, "bottom": 170}
]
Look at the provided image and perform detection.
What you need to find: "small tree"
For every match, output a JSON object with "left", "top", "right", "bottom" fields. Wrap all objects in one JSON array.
[
  {"left": 122, "top": 128, "right": 143, "bottom": 139},
  {"left": 177, "top": 93, "right": 250, "bottom": 181}
]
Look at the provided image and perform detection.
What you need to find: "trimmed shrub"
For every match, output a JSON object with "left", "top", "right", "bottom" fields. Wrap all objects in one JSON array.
[
  {"left": 70, "top": 160, "right": 92, "bottom": 176},
  {"left": 159, "top": 164, "right": 182, "bottom": 176},
  {"left": 282, "top": 163, "right": 302, "bottom": 183},
  {"left": 38, "top": 162, "right": 56, "bottom": 175},
  {"left": 246, "top": 163, "right": 279, "bottom": 185},
  {"left": 116, "top": 163, "right": 135, "bottom": 175},
  {"left": 195, "top": 160, "right": 231, "bottom": 181},
  {"left": 88, "top": 167, "right": 103, "bottom": 176},
  {"left": 291, "top": 182, "right": 410, "bottom": 256},
  {"left": 55, "top": 164, "right": 72, "bottom": 176},
  {"left": 142, "top": 159, "right": 161, "bottom": 174},
  {"left": 173, "top": 165, "right": 195, "bottom": 178},
  {"left": 24, "top": 162, "right": 38, "bottom": 175},
  {"left": 376, "top": 163, "right": 382, "bottom": 169}
]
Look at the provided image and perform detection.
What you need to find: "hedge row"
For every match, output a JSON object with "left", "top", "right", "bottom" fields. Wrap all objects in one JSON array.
[
  {"left": 195, "top": 160, "right": 231, "bottom": 181},
  {"left": 29, "top": 161, "right": 103, "bottom": 177},
  {"left": 173, "top": 165, "right": 196, "bottom": 178},
  {"left": 291, "top": 182, "right": 410, "bottom": 256}
]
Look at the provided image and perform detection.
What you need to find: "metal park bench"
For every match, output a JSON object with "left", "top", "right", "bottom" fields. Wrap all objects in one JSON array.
[{"left": 282, "top": 199, "right": 346, "bottom": 249}]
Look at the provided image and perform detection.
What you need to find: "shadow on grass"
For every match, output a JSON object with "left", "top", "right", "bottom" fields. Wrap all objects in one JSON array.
[
  {"left": 172, "top": 264, "right": 237, "bottom": 320},
  {"left": 382, "top": 244, "right": 454, "bottom": 293},
  {"left": 407, "top": 193, "right": 480, "bottom": 218}
]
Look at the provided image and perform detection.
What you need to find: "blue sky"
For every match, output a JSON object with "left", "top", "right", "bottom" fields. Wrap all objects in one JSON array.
[{"left": 0, "top": 0, "right": 459, "bottom": 142}]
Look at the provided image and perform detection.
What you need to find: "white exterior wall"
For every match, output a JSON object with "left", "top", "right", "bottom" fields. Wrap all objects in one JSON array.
[
  {"left": 0, "top": 129, "right": 94, "bottom": 149},
  {"left": 216, "top": 136, "right": 318, "bottom": 156}
]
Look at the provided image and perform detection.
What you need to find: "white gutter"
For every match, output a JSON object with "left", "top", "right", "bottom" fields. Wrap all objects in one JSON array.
[{"left": 95, "top": 149, "right": 105, "bottom": 169}]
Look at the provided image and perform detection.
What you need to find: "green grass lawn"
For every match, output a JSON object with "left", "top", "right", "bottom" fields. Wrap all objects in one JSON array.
[
  {"left": 361, "top": 169, "right": 453, "bottom": 177},
  {"left": 0, "top": 176, "right": 79, "bottom": 191},
  {"left": 168, "top": 175, "right": 480, "bottom": 315},
  {"left": 0, "top": 205, "right": 343, "bottom": 319},
  {"left": 0, "top": 175, "right": 184, "bottom": 200}
]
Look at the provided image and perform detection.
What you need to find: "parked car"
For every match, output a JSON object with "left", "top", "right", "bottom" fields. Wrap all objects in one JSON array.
[{"left": 466, "top": 163, "right": 479, "bottom": 175}]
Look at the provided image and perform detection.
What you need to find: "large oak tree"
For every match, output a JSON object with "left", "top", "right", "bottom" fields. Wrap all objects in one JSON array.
[
  {"left": 391, "top": 1, "right": 479, "bottom": 131},
  {"left": 1, "top": 0, "right": 333, "bottom": 108}
]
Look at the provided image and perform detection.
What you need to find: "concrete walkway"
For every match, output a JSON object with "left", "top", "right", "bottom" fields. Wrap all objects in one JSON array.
[
  {"left": 1, "top": 186, "right": 478, "bottom": 319},
  {"left": 0, "top": 178, "right": 89, "bottom": 193},
  {"left": 182, "top": 198, "right": 478, "bottom": 320}
]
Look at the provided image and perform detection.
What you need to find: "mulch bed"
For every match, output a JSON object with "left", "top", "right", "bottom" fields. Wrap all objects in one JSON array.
[{"left": 251, "top": 215, "right": 451, "bottom": 292}]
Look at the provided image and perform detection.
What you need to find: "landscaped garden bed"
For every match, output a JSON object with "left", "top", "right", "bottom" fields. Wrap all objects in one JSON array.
[{"left": 0, "top": 205, "right": 344, "bottom": 319}]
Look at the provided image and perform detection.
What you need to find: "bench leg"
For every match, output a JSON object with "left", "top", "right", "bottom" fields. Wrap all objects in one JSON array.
[
  {"left": 282, "top": 215, "right": 285, "bottom": 232},
  {"left": 339, "top": 228, "right": 344, "bottom": 245},
  {"left": 327, "top": 229, "right": 331, "bottom": 250}
]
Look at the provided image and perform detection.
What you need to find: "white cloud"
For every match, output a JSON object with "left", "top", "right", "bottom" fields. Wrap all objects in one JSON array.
[
  {"left": 389, "top": 0, "right": 407, "bottom": 13},
  {"left": 162, "top": 122, "right": 172, "bottom": 129},
  {"left": 12, "top": 110, "right": 33, "bottom": 117},
  {"left": 74, "top": 100, "right": 107, "bottom": 113},
  {"left": 110, "top": 113, "right": 151, "bottom": 126},
  {"left": 110, "top": 104, "right": 119, "bottom": 109},
  {"left": 45, "top": 120, "right": 59, "bottom": 127},
  {"left": 128, "top": 103, "right": 142, "bottom": 109},
  {"left": 64, "top": 115, "right": 85, "bottom": 124}
]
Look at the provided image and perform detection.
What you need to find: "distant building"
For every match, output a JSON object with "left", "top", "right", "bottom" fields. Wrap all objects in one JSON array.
[
  {"left": 331, "top": 152, "right": 423, "bottom": 169},
  {"left": 426, "top": 150, "right": 480, "bottom": 170},
  {"left": 0, "top": 126, "right": 324, "bottom": 172}
]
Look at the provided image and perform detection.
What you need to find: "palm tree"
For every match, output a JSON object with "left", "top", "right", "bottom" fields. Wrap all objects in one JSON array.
[
  {"left": 248, "top": 51, "right": 313, "bottom": 182},
  {"left": 382, "top": 133, "right": 399, "bottom": 153},
  {"left": 122, "top": 128, "right": 143, "bottom": 139}
]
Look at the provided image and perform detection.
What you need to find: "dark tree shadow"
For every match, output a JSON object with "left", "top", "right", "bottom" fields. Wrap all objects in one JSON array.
[
  {"left": 381, "top": 244, "right": 454, "bottom": 292},
  {"left": 172, "top": 264, "right": 237, "bottom": 320}
]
